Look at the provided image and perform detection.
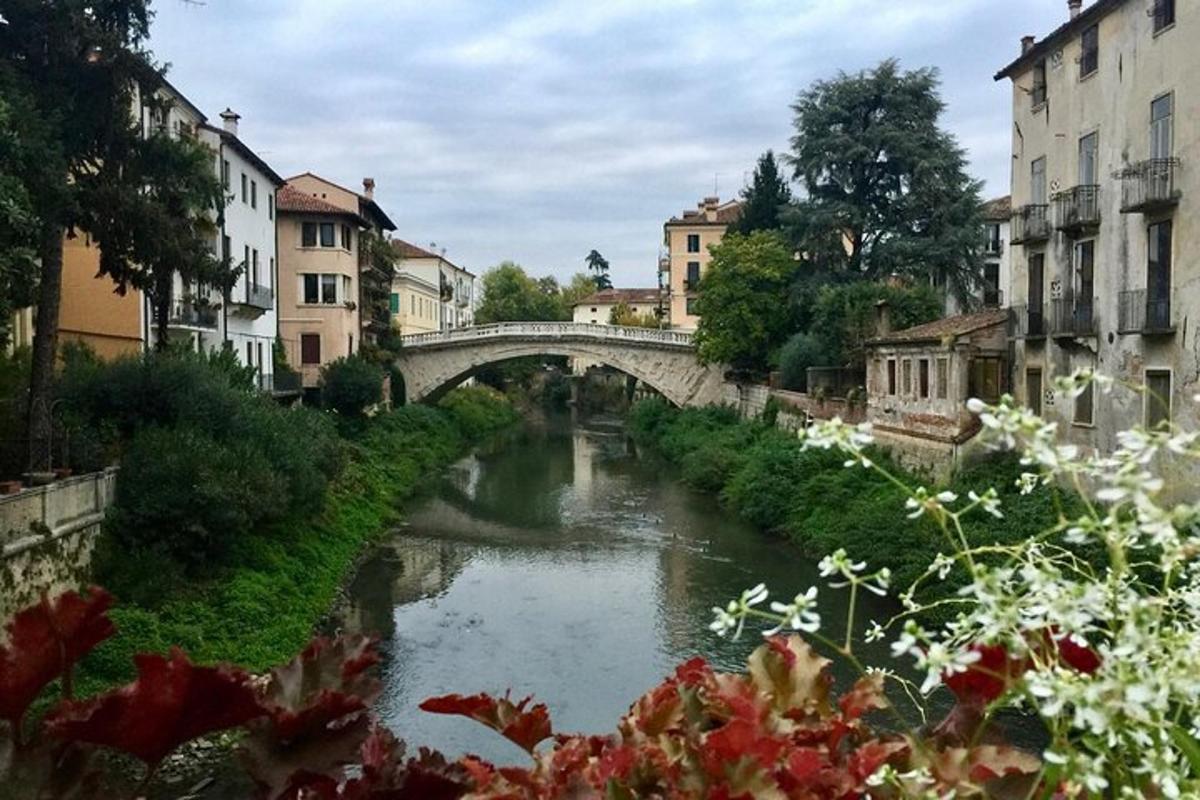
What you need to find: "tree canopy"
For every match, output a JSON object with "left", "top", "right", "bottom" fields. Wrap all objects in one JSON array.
[
  {"left": 585, "top": 250, "right": 612, "bottom": 291},
  {"left": 731, "top": 150, "right": 792, "bottom": 235},
  {"left": 806, "top": 281, "right": 942, "bottom": 368},
  {"left": 475, "top": 262, "right": 569, "bottom": 323},
  {"left": 609, "top": 303, "right": 659, "bottom": 329},
  {"left": 785, "top": 59, "right": 984, "bottom": 305},
  {"left": 693, "top": 231, "right": 800, "bottom": 372}
]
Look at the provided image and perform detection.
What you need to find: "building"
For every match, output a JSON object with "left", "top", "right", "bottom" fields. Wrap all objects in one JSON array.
[
  {"left": 571, "top": 288, "right": 663, "bottom": 325},
  {"left": 661, "top": 197, "right": 742, "bottom": 329},
  {"left": 944, "top": 196, "right": 1012, "bottom": 316},
  {"left": 390, "top": 271, "right": 442, "bottom": 335},
  {"left": 391, "top": 241, "right": 476, "bottom": 331},
  {"left": 996, "top": 0, "right": 1195, "bottom": 453},
  {"left": 197, "top": 110, "right": 284, "bottom": 391}
]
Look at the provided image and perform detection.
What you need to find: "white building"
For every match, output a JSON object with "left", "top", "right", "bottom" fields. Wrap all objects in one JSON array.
[
  {"left": 945, "top": 196, "right": 1011, "bottom": 316},
  {"left": 571, "top": 288, "right": 663, "bottom": 325},
  {"left": 392, "top": 241, "right": 476, "bottom": 330}
]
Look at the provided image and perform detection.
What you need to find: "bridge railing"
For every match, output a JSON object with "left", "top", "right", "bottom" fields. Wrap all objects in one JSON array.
[{"left": 399, "top": 323, "right": 695, "bottom": 349}]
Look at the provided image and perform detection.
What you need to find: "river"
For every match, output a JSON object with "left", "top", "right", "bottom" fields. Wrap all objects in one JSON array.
[{"left": 327, "top": 412, "right": 910, "bottom": 764}]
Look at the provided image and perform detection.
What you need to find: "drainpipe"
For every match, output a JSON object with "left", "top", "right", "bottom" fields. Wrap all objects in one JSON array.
[{"left": 218, "top": 139, "right": 229, "bottom": 349}]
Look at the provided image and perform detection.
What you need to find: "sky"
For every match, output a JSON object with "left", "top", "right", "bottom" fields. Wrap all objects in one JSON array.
[{"left": 149, "top": 0, "right": 1072, "bottom": 287}]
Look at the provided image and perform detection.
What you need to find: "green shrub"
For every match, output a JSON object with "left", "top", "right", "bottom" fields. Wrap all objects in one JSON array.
[
  {"left": 720, "top": 431, "right": 814, "bottom": 531},
  {"left": 320, "top": 355, "right": 384, "bottom": 419},
  {"left": 778, "top": 332, "right": 828, "bottom": 392},
  {"left": 437, "top": 385, "right": 522, "bottom": 440}
]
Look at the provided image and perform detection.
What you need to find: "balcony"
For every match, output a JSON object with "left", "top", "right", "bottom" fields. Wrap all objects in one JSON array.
[
  {"left": 1010, "top": 204, "right": 1051, "bottom": 245},
  {"left": 168, "top": 298, "right": 218, "bottom": 330},
  {"left": 1050, "top": 297, "right": 1098, "bottom": 339},
  {"left": 1053, "top": 186, "right": 1101, "bottom": 235},
  {"left": 1117, "top": 289, "right": 1175, "bottom": 335},
  {"left": 231, "top": 282, "right": 273, "bottom": 315},
  {"left": 1009, "top": 304, "right": 1047, "bottom": 340},
  {"left": 1120, "top": 159, "right": 1181, "bottom": 213}
]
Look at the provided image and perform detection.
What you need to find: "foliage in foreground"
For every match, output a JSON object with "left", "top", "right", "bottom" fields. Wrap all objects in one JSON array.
[
  {"left": 1, "top": 588, "right": 1042, "bottom": 799},
  {"left": 321, "top": 355, "right": 385, "bottom": 420}
]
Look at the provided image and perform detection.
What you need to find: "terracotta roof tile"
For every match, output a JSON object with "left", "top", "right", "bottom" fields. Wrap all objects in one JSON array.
[
  {"left": 275, "top": 185, "right": 364, "bottom": 220},
  {"left": 981, "top": 195, "right": 1012, "bottom": 221},
  {"left": 574, "top": 288, "right": 663, "bottom": 307},
  {"left": 665, "top": 200, "right": 743, "bottom": 227},
  {"left": 871, "top": 309, "right": 1009, "bottom": 345}
]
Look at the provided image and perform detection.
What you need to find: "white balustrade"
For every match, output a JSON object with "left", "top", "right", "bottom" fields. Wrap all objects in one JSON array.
[{"left": 399, "top": 323, "right": 694, "bottom": 350}]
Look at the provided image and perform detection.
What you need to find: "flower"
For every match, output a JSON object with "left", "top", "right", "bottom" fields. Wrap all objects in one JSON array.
[{"left": 765, "top": 587, "right": 821, "bottom": 635}]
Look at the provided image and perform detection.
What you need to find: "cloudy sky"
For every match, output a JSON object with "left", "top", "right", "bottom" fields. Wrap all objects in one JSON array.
[{"left": 150, "top": 0, "right": 1070, "bottom": 287}]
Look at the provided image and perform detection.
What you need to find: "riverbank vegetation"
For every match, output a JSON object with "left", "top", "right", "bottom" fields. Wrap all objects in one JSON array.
[
  {"left": 39, "top": 348, "right": 520, "bottom": 693},
  {"left": 628, "top": 398, "right": 1083, "bottom": 605}
]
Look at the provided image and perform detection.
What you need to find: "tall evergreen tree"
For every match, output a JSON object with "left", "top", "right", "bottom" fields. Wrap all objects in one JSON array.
[
  {"left": 585, "top": 249, "right": 612, "bottom": 291},
  {"left": 731, "top": 150, "right": 792, "bottom": 235},
  {"left": 784, "top": 60, "right": 984, "bottom": 304}
]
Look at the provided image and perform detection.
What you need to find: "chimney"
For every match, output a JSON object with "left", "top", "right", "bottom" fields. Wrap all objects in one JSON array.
[
  {"left": 702, "top": 195, "right": 719, "bottom": 221},
  {"left": 362, "top": 177, "right": 375, "bottom": 199},
  {"left": 874, "top": 300, "right": 892, "bottom": 338},
  {"left": 1021, "top": 35, "right": 1036, "bottom": 54},
  {"left": 1068, "top": 0, "right": 1082, "bottom": 19},
  {"left": 219, "top": 108, "right": 240, "bottom": 137}
]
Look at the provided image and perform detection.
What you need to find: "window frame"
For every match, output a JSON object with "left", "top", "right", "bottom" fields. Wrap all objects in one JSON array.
[
  {"left": 1073, "top": 379, "right": 1095, "bottom": 427},
  {"left": 686, "top": 234, "right": 701, "bottom": 254},
  {"left": 300, "top": 334, "right": 321, "bottom": 366},
  {"left": 241, "top": 173, "right": 248, "bottom": 204},
  {"left": 1145, "top": 368, "right": 1172, "bottom": 428},
  {"left": 936, "top": 358, "right": 949, "bottom": 400},
  {"left": 1032, "top": 59, "right": 1048, "bottom": 107},
  {"left": 302, "top": 222, "right": 318, "bottom": 248},
  {"left": 250, "top": 180, "right": 258, "bottom": 210},
  {"left": 918, "top": 358, "right": 930, "bottom": 399},
  {"left": 887, "top": 359, "right": 897, "bottom": 396},
  {"left": 302, "top": 274, "right": 320, "bottom": 305},
  {"left": 902, "top": 359, "right": 913, "bottom": 397},
  {"left": 321, "top": 274, "right": 338, "bottom": 305},
  {"left": 340, "top": 224, "right": 352, "bottom": 251},
  {"left": 1153, "top": 0, "right": 1176, "bottom": 34},
  {"left": 1026, "top": 368, "right": 1043, "bottom": 416},
  {"left": 319, "top": 222, "right": 336, "bottom": 248},
  {"left": 1080, "top": 23, "right": 1099, "bottom": 79}
]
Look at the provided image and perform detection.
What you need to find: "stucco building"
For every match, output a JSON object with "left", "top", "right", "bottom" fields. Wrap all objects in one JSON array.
[
  {"left": 390, "top": 271, "right": 442, "bottom": 336},
  {"left": 571, "top": 288, "right": 663, "bottom": 326},
  {"left": 944, "top": 196, "right": 1012, "bottom": 316},
  {"left": 391, "top": 241, "right": 476, "bottom": 331},
  {"left": 661, "top": 197, "right": 742, "bottom": 329},
  {"left": 997, "top": 0, "right": 1194, "bottom": 449}
]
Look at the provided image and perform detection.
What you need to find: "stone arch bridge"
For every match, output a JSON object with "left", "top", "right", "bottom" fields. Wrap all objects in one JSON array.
[{"left": 395, "top": 323, "right": 727, "bottom": 407}]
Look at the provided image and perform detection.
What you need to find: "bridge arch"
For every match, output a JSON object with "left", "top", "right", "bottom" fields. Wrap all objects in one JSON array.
[{"left": 393, "top": 323, "right": 727, "bottom": 408}]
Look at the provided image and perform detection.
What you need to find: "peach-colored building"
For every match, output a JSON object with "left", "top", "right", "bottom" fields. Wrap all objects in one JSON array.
[
  {"left": 661, "top": 197, "right": 742, "bottom": 329},
  {"left": 57, "top": 232, "right": 146, "bottom": 359}
]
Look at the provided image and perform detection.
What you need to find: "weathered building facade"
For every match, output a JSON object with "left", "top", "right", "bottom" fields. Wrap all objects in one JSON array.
[
  {"left": 661, "top": 197, "right": 741, "bottom": 329},
  {"left": 997, "top": 0, "right": 1195, "bottom": 450}
]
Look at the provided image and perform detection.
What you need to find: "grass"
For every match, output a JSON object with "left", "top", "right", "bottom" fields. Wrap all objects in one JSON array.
[{"left": 78, "top": 387, "right": 520, "bottom": 693}]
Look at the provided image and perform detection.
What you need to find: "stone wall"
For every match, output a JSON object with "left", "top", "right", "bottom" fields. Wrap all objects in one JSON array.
[{"left": 0, "top": 469, "right": 117, "bottom": 620}]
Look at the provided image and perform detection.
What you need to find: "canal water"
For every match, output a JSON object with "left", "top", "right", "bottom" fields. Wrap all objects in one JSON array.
[{"left": 327, "top": 413, "right": 909, "bottom": 764}]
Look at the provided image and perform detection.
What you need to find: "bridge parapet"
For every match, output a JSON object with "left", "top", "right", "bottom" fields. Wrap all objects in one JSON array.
[{"left": 399, "top": 322, "right": 695, "bottom": 350}]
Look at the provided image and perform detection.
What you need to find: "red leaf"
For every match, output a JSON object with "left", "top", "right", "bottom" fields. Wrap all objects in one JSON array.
[
  {"left": 783, "top": 748, "right": 823, "bottom": 782},
  {"left": 838, "top": 673, "right": 889, "bottom": 721},
  {"left": 674, "top": 657, "right": 712, "bottom": 687},
  {"left": 1055, "top": 634, "right": 1101, "bottom": 675},
  {"left": 942, "top": 644, "right": 1026, "bottom": 705},
  {"left": 848, "top": 740, "right": 908, "bottom": 782},
  {"left": 47, "top": 647, "right": 262, "bottom": 765},
  {"left": 420, "top": 692, "right": 552, "bottom": 754},
  {"left": 703, "top": 718, "right": 785, "bottom": 773},
  {"left": 0, "top": 588, "right": 115, "bottom": 725}
]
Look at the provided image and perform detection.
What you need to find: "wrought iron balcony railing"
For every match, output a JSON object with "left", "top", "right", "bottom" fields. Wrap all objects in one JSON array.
[
  {"left": 168, "top": 298, "right": 218, "bottom": 329},
  {"left": 1009, "top": 304, "right": 1047, "bottom": 339},
  {"left": 1010, "top": 204, "right": 1051, "bottom": 245},
  {"left": 1050, "top": 297, "right": 1098, "bottom": 338},
  {"left": 245, "top": 283, "right": 274, "bottom": 311},
  {"left": 1053, "top": 185, "right": 1101, "bottom": 234},
  {"left": 1120, "top": 159, "right": 1181, "bottom": 213},
  {"left": 1117, "top": 289, "right": 1174, "bottom": 334}
]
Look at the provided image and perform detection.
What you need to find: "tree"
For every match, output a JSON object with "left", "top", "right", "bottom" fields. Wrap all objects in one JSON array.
[
  {"left": 608, "top": 302, "right": 658, "bottom": 328},
  {"left": 0, "top": 82, "right": 40, "bottom": 351},
  {"left": 561, "top": 272, "right": 598, "bottom": 309},
  {"left": 475, "top": 262, "right": 566, "bottom": 323},
  {"left": 731, "top": 151, "right": 792, "bottom": 235},
  {"left": 808, "top": 281, "right": 942, "bottom": 368},
  {"left": 321, "top": 355, "right": 384, "bottom": 419},
  {"left": 693, "top": 231, "right": 800, "bottom": 372},
  {"left": 785, "top": 60, "right": 984, "bottom": 304},
  {"left": 585, "top": 250, "right": 612, "bottom": 291}
]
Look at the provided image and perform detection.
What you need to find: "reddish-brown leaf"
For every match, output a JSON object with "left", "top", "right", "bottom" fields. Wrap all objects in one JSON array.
[
  {"left": 420, "top": 692, "right": 552, "bottom": 754},
  {"left": 47, "top": 647, "right": 262, "bottom": 765},
  {"left": 747, "top": 636, "right": 832, "bottom": 718},
  {"left": 942, "top": 644, "right": 1027, "bottom": 706},
  {"left": 838, "top": 672, "right": 889, "bottom": 721},
  {"left": 0, "top": 588, "right": 115, "bottom": 725},
  {"left": 1054, "top": 634, "right": 1102, "bottom": 675}
]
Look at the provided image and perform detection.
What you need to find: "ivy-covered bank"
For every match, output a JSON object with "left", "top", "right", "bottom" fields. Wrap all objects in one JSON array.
[
  {"left": 628, "top": 398, "right": 1086, "bottom": 606},
  {"left": 78, "top": 387, "right": 519, "bottom": 694}
]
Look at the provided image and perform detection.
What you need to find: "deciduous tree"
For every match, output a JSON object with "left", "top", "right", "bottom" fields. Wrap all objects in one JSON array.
[
  {"left": 475, "top": 262, "right": 566, "bottom": 323},
  {"left": 785, "top": 60, "right": 984, "bottom": 303}
]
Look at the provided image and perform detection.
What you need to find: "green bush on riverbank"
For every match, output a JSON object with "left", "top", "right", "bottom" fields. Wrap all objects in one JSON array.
[
  {"left": 78, "top": 383, "right": 519, "bottom": 693},
  {"left": 629, "top": 398, "right": 1084, "bottom": 605}
]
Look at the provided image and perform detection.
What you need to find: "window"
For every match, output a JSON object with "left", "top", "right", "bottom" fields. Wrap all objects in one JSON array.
[
  {"left": 221, "top": 159, "right": 231, "bottom": 190},
  {"left": 303, "top": 274, "right": 320, "bottom": 304},
  {"left": 257, "top": 342, "right": 264, "bottom": 379},
  {"left": 221, "top": 234, "right": 231, "bottom": 264},
  {"left": 1080, "top": 24, "right": 1099, "bottom": 78},
  {"left": 986, "top": 223, "right": 1002, "bottom": 254},
  {"left": 321, "top": 274, "right": 338, "bottom": 304},
  {"left": 250, "top": 180, "right": 258, "bottom": 209},
  {"left": 970, "top": 358, "right": 1004, "bottom": 403},
  {"left": 902, "top": 359, "right": 913, "bottom": 397},
  {"left": 243, "top": 245, "right": 250, "bottom": 272},
  {"left": 1074, "top": 380, "right": 1094, "bottom": 426},
  {"left": 918, "top": 359, "right": 930, "bottom": 399},
  {"left": 268, "top": 194, "right": 274, "bottom": 220},
  {"left": 251, "top": 249, "right": 260, "bottom": 285},
  {"left": 686, "top": 234, "right": 701, "bottom": 253},
  {"left": 1151, "top": 93, "right": 1174, "bottom": 160},
  {"left": 1028, "top": 252, "right": 1045, "bottom": 333},
  {"left": 319, "top": 223, "right": 335, "bottom": 248},
  {"left": 1078, "top": 132, "right": 1098, "bottom": 186},
  {"left": 302, "top": 222, "right": 318, "bottom": 248},
  {"left": 1147, "top": 220, "right": 1172, "bottom": 329},
  {"left": 246, "top": 341, "right": 254, "bottom": 367},
  {"left": 390, "top": 293, "right": 399, "bottom": 314},
  {"left": 983, "top": 262, "right": 1001, "bottom": 307},
  {"left": 1153, "top": 0, "right": 1175, "bottom": 33},
  {"left": 1026, "top": 368, "right": 1043, "bottom": 416},
  {"left": 1032, "top": 59, "right": 1047, "bottom": 107},
  {"left": 342, "top": 275, "right": 352, "bottom": 303},
  {"left": 887, "top": 359, "right": 897, "bottom": 396},
  {"left": 936, "top": 359, "right": 949, "bottom": 400},
  {"left": 241, "top": 173, "right": 248, "bottom": 203},
  {"left": 686, "top": 297, "right": 698, "bottom": 316},
  {"left": 300, "top": 334, "right": 321, "bottom": 365},
  {"left": 1146, "top": 369, "right": 1172, "bottom": 428},
  {"left": 686, "top": 261, "right": 701, "bottom": 289},
  {"left": 340, "top": 225, "right": 352, "bottom": 251},
  {"left": 410, "top": 296, "right": 415, "bottom": 315},
  {"left": 1031, "top": 157, "right": 1047, "bottom": 205},
  {"left": 1075, "top": 241, "right": 1094, "bottom": 317}
]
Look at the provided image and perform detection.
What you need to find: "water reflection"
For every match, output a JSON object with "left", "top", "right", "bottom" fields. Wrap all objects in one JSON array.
[{"left": 327, "top": 412, "right": 903, "bottom": 763}]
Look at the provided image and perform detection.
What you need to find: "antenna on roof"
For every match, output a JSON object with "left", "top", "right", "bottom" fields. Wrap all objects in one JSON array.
[{"left": 713, "top": 173, "right": 720, "bottom": 196}]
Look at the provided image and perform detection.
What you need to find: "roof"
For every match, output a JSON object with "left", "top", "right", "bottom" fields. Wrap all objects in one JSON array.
[
  {"left": 994, "top": 0, "right": 1122, "bottom": 81},
  {"left": 157, "top": 76, "right": 207, "bottom": 123},
  {"left": 284, "top": 172, "right": 397, "bottom": 232},
  {"left": 869, "top": 309, "right": 1009, "bottom": 346},
  {"left": 665, "top": 200, "right": 743, "bottom": 228},
  {"left": 200, "top": 124, "right": 285, "bottom": 187},
  {"left": 275, "top": 185, "right": 367, "bottom": 223},
  {"left": 574, "top": 288, "right": 663, "bottom": 307},
  {"left": 981, "top": 195, "right": 1012, "bottom": 221},
  {"left": 391, "top": 239, "right": 473, "bottom": 276}
]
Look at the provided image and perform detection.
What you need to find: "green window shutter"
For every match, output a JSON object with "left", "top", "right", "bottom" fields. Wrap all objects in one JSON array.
[{"left": 390, "top": 293, "right": 400, "bottom": 313}]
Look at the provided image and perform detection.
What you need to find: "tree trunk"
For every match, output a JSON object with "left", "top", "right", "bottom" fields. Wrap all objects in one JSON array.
[{"left": 26, "top": 222, "right": 65, "bottom": 475}]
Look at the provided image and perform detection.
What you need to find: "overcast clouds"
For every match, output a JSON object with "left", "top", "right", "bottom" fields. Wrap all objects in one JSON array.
[{"left": 150, "top": 0, "right": 1070, "bottom": 286}]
